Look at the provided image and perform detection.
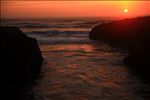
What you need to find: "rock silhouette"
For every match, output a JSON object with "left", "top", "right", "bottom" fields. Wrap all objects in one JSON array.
[
  {"left": 1, "top": 26, "right": 43, "bottom": 99},
  {"left": 89, "top": 16, "right": 150, "bottom": 47},
  {"left": 89, "top": 16, "right": 150, "bottom": 79}
]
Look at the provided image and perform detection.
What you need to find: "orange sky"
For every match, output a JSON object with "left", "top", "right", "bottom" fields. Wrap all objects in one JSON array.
[{"left": 1, "top": 1, "right": 150, "bottom": 19}]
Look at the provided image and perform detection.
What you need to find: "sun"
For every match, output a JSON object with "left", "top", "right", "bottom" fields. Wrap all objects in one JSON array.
[{"left": 124, "top": 8, "right": 128, "bottom": 13}]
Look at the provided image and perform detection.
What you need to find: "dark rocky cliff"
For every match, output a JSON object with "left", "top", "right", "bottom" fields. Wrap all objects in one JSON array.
[
  {"left": 89, "top": 16, "right": 150, "bottom": 48},
  {"left": 1, "top": 26, "right": 43, "bottom": 99},
  {"left": 89, "top": 16, "right": 150, "bottom": 79}
]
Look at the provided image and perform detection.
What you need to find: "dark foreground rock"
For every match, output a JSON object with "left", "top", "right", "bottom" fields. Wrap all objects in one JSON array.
[
  {"left": 89, "top": 16, "right": 150, "bottom": 80},
  {"left": 1, "top": 26, "right": 43, "bottom": 99}
]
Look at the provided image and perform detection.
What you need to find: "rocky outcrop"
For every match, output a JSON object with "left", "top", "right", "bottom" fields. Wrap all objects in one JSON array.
[
  {"left": 89, "top": 16, "right": 150, "bottom": 78},
  {"left": 89, "top": 16, "right": 150, "bottom": 47},
  {"left": 1, "top": 26, "right": 43, "bottom": 99}
]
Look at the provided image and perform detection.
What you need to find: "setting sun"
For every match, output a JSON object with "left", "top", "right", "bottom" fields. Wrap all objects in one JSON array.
[
  {"left": 124, "top": 8, "right": 128, "bottom": 13},
  {"left": 1, "top": 1, "right": 149, "bottom": 18},
  {"left": 1, "top": 0, "right": 150, "bottom": 99}
]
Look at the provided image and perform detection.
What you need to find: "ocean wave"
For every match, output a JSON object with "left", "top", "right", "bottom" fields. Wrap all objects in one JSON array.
[
  {"left": 25, "top": 30, "right": 89, "bottom": 36},
  {"left": 24, "top": 30, "right": 90, "bottom": 45},
  {"left": 1, "top": 19, "right": 102, "bottom": 29},
  {"left": 38, "top": 39, "right": 91, "bottom": 45},
  {"left": 2, "top": 23, "right": 95, "bottom": 28}
]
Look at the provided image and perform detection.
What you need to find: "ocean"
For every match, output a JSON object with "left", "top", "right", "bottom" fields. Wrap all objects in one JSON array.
[{"left": 1, "top": 18, "right": 150, "bottom": 100}]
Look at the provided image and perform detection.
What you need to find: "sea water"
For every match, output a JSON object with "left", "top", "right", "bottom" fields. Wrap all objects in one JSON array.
[{"left": 1, "top": 17, "right": 150, "bottom": 100}]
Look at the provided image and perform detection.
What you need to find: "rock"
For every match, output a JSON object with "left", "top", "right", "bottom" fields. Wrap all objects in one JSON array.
[
  {"left": 89, "top": 16, "right": 150, "bottom": 79},
  {"left": 1, "top": 26, "right": 43, "bottom": 99},
  {"left": 89, "top": 16, "right": 150, "bottom": 48}
]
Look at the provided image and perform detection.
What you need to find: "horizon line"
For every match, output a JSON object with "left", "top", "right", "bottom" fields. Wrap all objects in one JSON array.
[{"left": 1, "top": 0, "right": 148, "bottom": 1}]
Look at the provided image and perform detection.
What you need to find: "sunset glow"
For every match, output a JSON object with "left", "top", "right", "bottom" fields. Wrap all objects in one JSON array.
[
  {"left": 1, "top": 1, "right": 150, "bottom": 19},
  {"left": 124, "top": 9, "right": 128, "bottom": 13}
]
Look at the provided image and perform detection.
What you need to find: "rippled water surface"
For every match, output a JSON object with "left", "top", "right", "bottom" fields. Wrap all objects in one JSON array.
[
  {"left": 30, "top": 42, "right": 150, "bottom": 100},
  {"left": 2, "top": 18, "right": 150, "bottom": 100}
]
